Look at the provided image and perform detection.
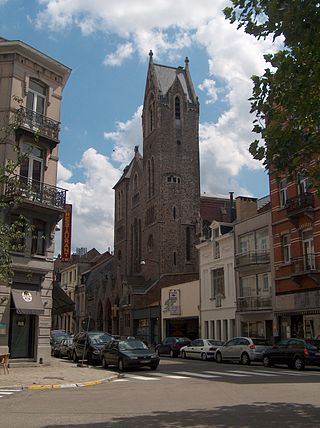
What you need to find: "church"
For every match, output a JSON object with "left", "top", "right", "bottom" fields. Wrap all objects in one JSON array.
[{"left": 113, "top": 51, "right": 201, "bottom": 345}]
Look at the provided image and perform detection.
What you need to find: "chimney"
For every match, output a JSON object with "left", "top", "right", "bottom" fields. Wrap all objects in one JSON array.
[
  {"left": 235, "top": 196, "right": 258, "bottom": 222},
  {"left": 228, "top": 192, "right": 236, "bottom": 222}
]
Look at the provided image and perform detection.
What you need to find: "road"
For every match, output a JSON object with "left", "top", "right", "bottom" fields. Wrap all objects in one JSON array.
[{"left": 1, "top": 357, "right": 320, "bottom": 427}]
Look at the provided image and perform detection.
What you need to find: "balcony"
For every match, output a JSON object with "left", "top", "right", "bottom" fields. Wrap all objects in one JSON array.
[
  {"left": 291, "top": 254, "right": 320, "bottom": 285},
  {"left": 5, "top": 174, "right": 66, "bottom": 210},
  {"left": 235, "top": 250, "right": 270, "bottom": 269},
  {"left": 237, "top": 296, "right": 272, "bottom": 312},
  {"left": 18, "top": 107, "right": 60, "bottom": 142},
  {"left": 286, "top": 193, "right": 314, "bottom": 221}
]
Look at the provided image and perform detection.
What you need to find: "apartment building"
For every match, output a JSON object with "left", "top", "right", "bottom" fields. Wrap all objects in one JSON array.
[{"left": 0, "top": 38, "right": 70, "bottom": 363}]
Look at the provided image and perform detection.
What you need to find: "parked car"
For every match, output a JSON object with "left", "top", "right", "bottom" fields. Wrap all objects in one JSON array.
[
  {"left": 58, "top": 337, "right": 74, "bottom": 359},
  {"left": 72, "top": 331, "right": 113, "bottom": 365},
  {"left": 262, "top": 338, "right": 320, "bottom": 370},
  {"left": 180, "top": 339, "right": 224, "bottom": 361},
  {"left": 215, "top": 337, "right": 272, "bottom": 365},
  {"left": 155, "top": 337, "right": 192, "bottom": 357},
  {"left": 101, "top": 338, "right": 160, "bottom": 371},
  {"left": 51, "top": 332, "right": 70, "bottom": 357}
]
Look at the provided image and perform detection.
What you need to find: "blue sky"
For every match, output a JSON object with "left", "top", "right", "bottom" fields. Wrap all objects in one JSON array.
[{"left": 1, "top": 0, "right": 273, "bottom": 253}]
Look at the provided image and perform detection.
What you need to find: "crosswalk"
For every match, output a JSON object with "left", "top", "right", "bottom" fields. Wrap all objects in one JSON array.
[
  {"left": 0, "top": 388, "right": 21, "bottom": 399},
  {"left": 111, "top": 368, "right": 320, "bottom": 383}
]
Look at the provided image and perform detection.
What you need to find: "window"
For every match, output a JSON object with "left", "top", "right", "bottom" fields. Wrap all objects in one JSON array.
[
  {"left": 282, "top": 234, "right": 291, "bottom": 264},
  {"left": 258, "top": 273, "right": 270, "bottom": 293},
  {"left": 302, "top": 229, "right": 315, "bottom": 270},
  {"left": 279, "top": 178, "right": 288, "bottom": 207},
  {"left": 173, "top": 252, "right": 177, "bottom": 266},
  {"left": 211, "top": 268, "right": 225, "bottom": 298},
  {"left": 239, "top": 233, "right": 254, "bottom": 254},
  {"left": 174, "top": 97, "right": 181, "bottom": 121},
  {"left": 240, "top": 275, "right": 256, "bottom": 297},
  {"left": 20, "top": 144, "right": 44, "bottom": 184},
  {"left": 256, "top": 228, "right": 269, "bottom": 252},
  {"left": 31, "top": 219, "right": 46, "bottom": 255},
  {"left": 27, "top": 79, "right": 46, "bottom": 115},
  {"left": 173, "top": 206, "right": 176, "bottom": 220},
  {"left": 148, "top": 95, "right": 155, "bottom": 133},
  {"left": 204, "top": 322, "right": 209, "bottom": 339},
  {"left": 298, "top": 173, "right": 309, "bottom": 194}
]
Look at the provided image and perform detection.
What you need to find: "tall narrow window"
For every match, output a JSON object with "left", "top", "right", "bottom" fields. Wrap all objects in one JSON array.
[
  {"left": 27, "top": 79, "right": 46, "bottom": 115},
  {"left": 173, "top": 206, "right": 176, "bottom": 220},
  {"left": 282, "top": 234, "right": 291, "bottom": 264},
  {"left": 175, "top": 96, "right": 181, "bottom": 120},
  {"left": 298, "top": 173, "right": 309, "bottom": 194},
  {"left": 31, "top": 219, "right": 46, "bottom": 255},
  {"left": 279, "top": 178, "right": 288, "bottom": 207},
  {"left": 211, "top": 268, "right": 225, "bottom": 298},
  {"left": 20, "top": 144, "right": 44, "bottom": 184},
  {"left": 148, "top": 94, "right": 155, "bottom": 133},
  {"left": 147, "top": 160, "right": 151, "bottom": 198},
  {"left": 151, "top": 157, "right": 155, "bottom": 196},
  {"left": 302, "top": 229, "right": 315, "bottom": 270},
  {"left": 173, "top": 252, "right": 177, "bottom": 266},
  {"left": 186, "top": 227, "right": 191, "bottom": 261}
]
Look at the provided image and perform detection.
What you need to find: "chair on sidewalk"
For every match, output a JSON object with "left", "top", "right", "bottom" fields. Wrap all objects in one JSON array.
[{"left": 0, "top": 353, "right": 10, "bottom": 374}]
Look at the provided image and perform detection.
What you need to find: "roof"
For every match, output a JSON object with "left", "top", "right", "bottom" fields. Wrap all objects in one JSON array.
[
  {"left": 200, "top": 195, "right": 230, "bottom": 223},
  {"left": 113, "top": 147, "right": 143, "bottom": 189},
  {"left": 153, "top": 64, "right": 192, "bottom": 102}
]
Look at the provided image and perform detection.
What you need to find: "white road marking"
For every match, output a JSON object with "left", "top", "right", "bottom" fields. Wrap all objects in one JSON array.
[
  {"left": 112, "top": 379, "right": 129, "bottom": 382},
  {"left": 175, "top": 371, "right": 219, "bottom": 378},
  {"left": 204, "top": 370, "right": 249, "bottom": 377},
  {"left": 147, "top": 372, "right": 188, "bottom": 379},
  {"left": 229, "top": 370, "right": 277, "bottom": 377},
  {"left": 125, "top": 375, "right": 160, "bottom": 381},
  {"left": 0, "top": 391, "right": 15, "bottom": 395},
  {"left": 251, "top": 369, "right": 302, "bottom": 376}
]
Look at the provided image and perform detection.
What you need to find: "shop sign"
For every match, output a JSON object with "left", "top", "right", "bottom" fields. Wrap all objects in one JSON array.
[
  {"left": 61, "top": 204, "right": 72, "bottom": 261},
  {"left": 22, "top": 291, "right": 32, "bottom": 303}
]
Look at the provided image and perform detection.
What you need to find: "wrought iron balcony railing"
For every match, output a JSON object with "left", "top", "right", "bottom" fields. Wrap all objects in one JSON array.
[
  {"left": 286, "top": 192, "right": 314, "bottom": 213},
  {"left": 237, "top": 296, "right": 272, "bottom": 312},
  {"left": 19, "top": 107, "right": 60, "bottom": 142},
  {"left": 292, "top": 254, "right": 317, "bottom": 274},
  {"left": 5, "top": 174, "right": 66, "bottom": 209},
  {"left": 235, "top": 250, "right": 270, "bottom": 268}
]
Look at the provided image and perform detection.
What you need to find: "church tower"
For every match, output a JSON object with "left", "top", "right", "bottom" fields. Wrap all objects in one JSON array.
[
  {"left": 113, "top": 53, "right": 200, "bottom": 340},
  {"left": 141, "top": 51, "right": 200, "bottom": 281}
]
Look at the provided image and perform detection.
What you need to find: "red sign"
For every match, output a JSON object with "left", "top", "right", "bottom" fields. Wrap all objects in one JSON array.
[{"left": 61, "top": 204, "right": 72, "bottom": 261}]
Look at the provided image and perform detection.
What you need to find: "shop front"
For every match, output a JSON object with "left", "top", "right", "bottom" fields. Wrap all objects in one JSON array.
[{"left": 132, "top": 306, "right": 160, "bottom": 346}]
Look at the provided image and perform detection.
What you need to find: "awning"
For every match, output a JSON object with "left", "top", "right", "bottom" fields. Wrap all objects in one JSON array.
[
  {"left": 11, "top": 289, "right": 44, "bottom": 315},
  {"left": 52, "top": 284, "right": 74, "bottom": 315}
]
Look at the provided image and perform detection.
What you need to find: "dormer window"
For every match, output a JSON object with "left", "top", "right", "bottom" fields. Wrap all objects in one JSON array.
[{"left": 27, "top": 79, "right": 46, "bottom": 115}]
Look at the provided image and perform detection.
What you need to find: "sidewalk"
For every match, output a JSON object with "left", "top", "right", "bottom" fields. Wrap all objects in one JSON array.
[{"left": 0, "top": 357, "right": 120, "bottom": 390}]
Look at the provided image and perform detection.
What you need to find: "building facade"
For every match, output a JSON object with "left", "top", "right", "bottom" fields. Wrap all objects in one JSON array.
[
  {"left": 234, "top": 197, "right": 274, "bottom": 340},
  {"left": 113, "top": 52, "right": 200, "bottom": 344},
  {"left": 270, "top": 171, "right": 320, "bottom": 340},
  {"left": 197, "top": 220, "right": 236, "bottom": 341},
  {"left": 0, "top": 38, "right": 70, "bottom": 363}
]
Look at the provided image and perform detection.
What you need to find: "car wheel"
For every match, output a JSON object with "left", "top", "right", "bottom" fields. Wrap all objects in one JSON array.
[
  {"left": 102, "top": 356, "right": 108, "bottom": 369},
  {"left": 201, "top": 353, "right": 207, "bottom": 361},
  {"left": 73, "top": 351, "right": 79, "bottom": 363},
  {"left": 215, "top": 352, "right": 223, "bottom": 363},
  {"left": 118, "top": 359, "right": 125, "bottom": 371},
  {"left": 241, "top": 352, "right": 250, "bottom": 365},
  {"left": 181, "top": 351, "right": 186, "bottom": 359},
  {"left": 263, "top": 355, "right": 271, "bottom": 367},
  {"left": 169, "top": 349, "right": 175, "bottom": 358},
  {"left": 294, "top": 357, "right": 305, "bottom": 371}
]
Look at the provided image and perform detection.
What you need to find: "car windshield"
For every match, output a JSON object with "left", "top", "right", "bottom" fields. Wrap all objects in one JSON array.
[
  {"left": 90, "top": 334, "right": 112, "bottom": 344},
  {"left": 177, "top": 338, "right": 190, "bottom": 342},
  {"left": 119, "top": 340, "right": 148, "bottom": 351},
  {"left": 53, "top": 334, "right": 69, "bottom": 343},
  {"left": 208, "top": 340, "right": 224, "bottom": 346}
]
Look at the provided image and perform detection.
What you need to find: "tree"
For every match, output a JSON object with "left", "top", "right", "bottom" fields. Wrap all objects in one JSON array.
[
  {"left": 224, "top": 1, "right": 320, "bottom": 189},
  {"left": 0, "top": 98, "right": 32, "bottom": 282}
]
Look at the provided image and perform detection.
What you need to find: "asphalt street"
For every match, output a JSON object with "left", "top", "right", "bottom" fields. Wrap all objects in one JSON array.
[{"left": 1, "top": 357, "right": 320, "bottom": 427}]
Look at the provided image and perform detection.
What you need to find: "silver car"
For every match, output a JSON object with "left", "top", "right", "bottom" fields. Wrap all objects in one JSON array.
[{"left": 215, "top": 337, "right": 272, "bottom": 365}]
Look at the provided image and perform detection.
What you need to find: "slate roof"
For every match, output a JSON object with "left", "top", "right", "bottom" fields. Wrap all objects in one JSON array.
[{"left": 153, "top": 63, "right": 192, "bottom": 102}]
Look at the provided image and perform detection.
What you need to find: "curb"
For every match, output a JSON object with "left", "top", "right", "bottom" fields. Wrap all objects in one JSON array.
[{"left": 0, "top": 373, "right": 123, "bottom": 391}]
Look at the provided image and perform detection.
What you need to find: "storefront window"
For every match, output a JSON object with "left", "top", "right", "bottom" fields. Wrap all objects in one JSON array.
[{"left": 241, "top": 321, "right": 265, "bottom": 338}]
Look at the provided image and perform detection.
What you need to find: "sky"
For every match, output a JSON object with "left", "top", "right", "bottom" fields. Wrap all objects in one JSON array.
[{"left": 1, "top": 0, "right": 275, "bottom": 255}]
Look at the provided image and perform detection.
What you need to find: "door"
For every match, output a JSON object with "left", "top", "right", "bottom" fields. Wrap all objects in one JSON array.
[
  {"left": 192, "top": 339, "right": 204, "bottom": 359},
  {"left": 9, "top": 312, "right": 35, "bottom": 358},
  {"left": 222, "top": 338, "right": 238, "bottom": 360}
]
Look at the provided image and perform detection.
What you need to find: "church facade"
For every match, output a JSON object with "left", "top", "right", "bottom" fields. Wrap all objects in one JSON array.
[{"left": 113, "top": 52, "right": 200, "bottom": 344}]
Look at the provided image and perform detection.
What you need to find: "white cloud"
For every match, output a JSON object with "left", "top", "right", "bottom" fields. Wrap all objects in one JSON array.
[
  {"left": 198, "top": 79, "right": 218, "bottom": 104},
  {"left": 104, "top": 105, "right": 143, "bottom": 166},
  {"left": 104, "top": 42, "right": 134, "bottom": 66},
  {"left": 56, "top": 149, "right": 121, "bottom": 253},
  {"left": 57, "top": 161, "right": 73, "bottom": 181}
]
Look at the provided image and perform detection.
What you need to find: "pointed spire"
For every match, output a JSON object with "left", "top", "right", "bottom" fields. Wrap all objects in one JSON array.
[
  {"left": 185, "top": 56, "right": 189, "bottom": 69},
  {"left": 149, "top": 50, "right": 154, "bottom": 64}
]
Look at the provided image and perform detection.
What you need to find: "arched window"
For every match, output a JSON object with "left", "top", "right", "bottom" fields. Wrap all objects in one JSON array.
[
  {"left": 175, "top": 96, "right": 181, "bottom": 120},
  {"left": 148, "top": 160, "right": 151, "bottom": 198}
]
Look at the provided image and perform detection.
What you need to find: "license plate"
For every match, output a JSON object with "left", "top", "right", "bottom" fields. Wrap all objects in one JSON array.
[{"left": 141, "top": 359, "right": 151, "bottom": 363}]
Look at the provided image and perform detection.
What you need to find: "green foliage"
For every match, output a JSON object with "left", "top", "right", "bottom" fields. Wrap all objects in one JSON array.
[
  {"left": 0, "top": 97, "right": 30, "bottom": 283},
  {"left": 224, "top": 1, "right": 320, "bottom": 189}
]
